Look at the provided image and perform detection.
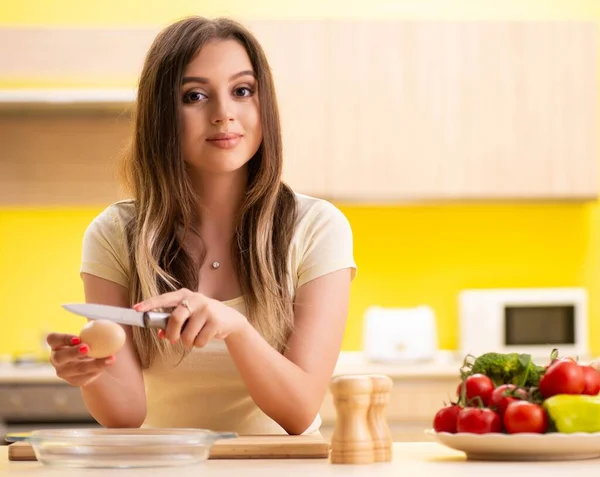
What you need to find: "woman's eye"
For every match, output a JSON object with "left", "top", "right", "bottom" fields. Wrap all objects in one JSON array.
[
  {"left": 183, "top": 91, "right": 206, "bottom": 103},
  {"left": 234, "top": 87, "right": 254, "bottom": 98}
]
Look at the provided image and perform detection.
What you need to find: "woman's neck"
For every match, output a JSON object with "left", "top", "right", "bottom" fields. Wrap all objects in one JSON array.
[{"left": 189, "top": 167, "right": 248, "bottom": 240}]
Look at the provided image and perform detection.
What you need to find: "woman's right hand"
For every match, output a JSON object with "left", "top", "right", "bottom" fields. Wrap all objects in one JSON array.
[{"left": 47, "top": 333, "right": 116, "bottom": 387}]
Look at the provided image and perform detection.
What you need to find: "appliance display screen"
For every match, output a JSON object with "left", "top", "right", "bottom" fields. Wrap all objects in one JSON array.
[{"left": 504, "top": 305, "right": 575, "bottom": 345}]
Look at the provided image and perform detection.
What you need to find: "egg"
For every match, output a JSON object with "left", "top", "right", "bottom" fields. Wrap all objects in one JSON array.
[{"left": 79, "top": 320, "right": 126, "bottom": 359}]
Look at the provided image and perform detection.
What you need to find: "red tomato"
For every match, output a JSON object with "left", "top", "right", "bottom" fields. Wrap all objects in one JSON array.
[
  {"left": 489, "top": 384, "right": 528, "bottom": 416},
  {"left": 457, "top": 374, "right": 495, "bottom": 406},
  {"left": 539, "top": 360, "right": 585, "bottom": 398},
  {"left": 503, "top": 401, "right": 548, "bottom": 434},
  {"left": 581, "top": 365, "right": 600, "bottom": 395},
  {"left": 433, "top": 405, "right": 461, "bottom": 433},
  {"left": 546, "top": 356, "right": 577, "bottom": 369},
  {"left": 456, "top": 407, "right": 502, "bottom": 434}
]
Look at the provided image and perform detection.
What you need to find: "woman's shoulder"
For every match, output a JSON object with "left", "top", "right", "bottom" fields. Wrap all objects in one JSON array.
[
  {"left": 83, "top": 199, "right": 136, "bottom": 249},
  {"left": 81, "top": 199, "right": 136, "bottom": 288},
  {"left": 89, "top": 199, "right": 136, "bottom": 232},
  {"left": 293, "top": 192, "right": 344, "bottom": 220},
  {"left": 293, "top": 192, "right": 351, "bottom": 233},
  {"left": 290, "top": 192, "right": 356, "bottom": 288}
]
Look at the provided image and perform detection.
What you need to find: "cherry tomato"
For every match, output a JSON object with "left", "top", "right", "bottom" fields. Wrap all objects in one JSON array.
[
  {"left": 489, "top": 384, "right": 528, "bottom": 416},
  {"left": 503, "top": 401, "right": 548, "bottom": 434},
  {"left": 581, "top": 365, "right": 600, "bottom": 395},
  {"left": 539, "top": 360, "right": 585, "bottom": 398},
  {"left": 456, "top": 407, "right": 502, "bottom": 434},
  {"left": 457, "top": 374, "right": 495, "bottom": 406},
  {"left": 433, "top": 405, "right": 461, "bottom": 433}
]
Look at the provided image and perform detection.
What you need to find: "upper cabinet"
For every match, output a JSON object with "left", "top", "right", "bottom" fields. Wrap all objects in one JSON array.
[
  {"left": 0, "top": 21, "right": 597, "bottom": 205},
  {"left": 256, "top": 21, "right": 598, "bottom": 202}
]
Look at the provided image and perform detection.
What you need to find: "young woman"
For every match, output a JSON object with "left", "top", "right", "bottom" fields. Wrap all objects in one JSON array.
[{"left": 47, "top": 16, "right": 356, "bottom": 436}]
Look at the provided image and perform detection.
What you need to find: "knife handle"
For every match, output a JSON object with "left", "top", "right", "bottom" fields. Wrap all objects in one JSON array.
[{"left": 143, "top": 312, "right": 170, "bottom": 329}]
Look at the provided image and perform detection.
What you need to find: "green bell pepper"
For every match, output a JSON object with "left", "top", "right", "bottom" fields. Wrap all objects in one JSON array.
[{"left": 543, "top": 394, "right": 600, "bottom": 433}]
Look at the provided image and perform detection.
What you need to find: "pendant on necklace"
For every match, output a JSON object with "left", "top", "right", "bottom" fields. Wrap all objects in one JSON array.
[{"left": 211, "top": 261, "right": 220, "bottom": 270}]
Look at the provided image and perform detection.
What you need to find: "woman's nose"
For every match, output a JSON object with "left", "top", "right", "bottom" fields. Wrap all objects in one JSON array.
[{"left": 210, "top": 97, "right": 235, "bottom": 124}]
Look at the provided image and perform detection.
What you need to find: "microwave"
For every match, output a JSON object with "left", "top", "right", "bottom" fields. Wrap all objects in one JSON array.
[{"left": 459, "top": 288, "right": 589, "bottom": 363}]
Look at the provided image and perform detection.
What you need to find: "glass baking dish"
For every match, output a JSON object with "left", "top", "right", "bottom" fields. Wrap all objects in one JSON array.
[{"left": 20, "top": 428, "right": 237, "bottom": 469}]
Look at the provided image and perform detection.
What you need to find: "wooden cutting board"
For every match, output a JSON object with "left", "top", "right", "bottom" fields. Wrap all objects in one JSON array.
[{"left": 8, "top": 434, "right": 331, "bottom": 461}]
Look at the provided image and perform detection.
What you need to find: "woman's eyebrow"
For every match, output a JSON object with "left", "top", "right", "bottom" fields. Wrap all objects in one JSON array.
[{"left": 181, "top": 70, "right": 255, "bottom": 85}]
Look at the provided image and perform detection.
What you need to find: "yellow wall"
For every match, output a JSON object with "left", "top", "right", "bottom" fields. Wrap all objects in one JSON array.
[
  {"left": 3, "top": 0, "right": 600, "bottom": 25},
  {"left": 1, "top": 0, "right": 600, "bottom": 357}
]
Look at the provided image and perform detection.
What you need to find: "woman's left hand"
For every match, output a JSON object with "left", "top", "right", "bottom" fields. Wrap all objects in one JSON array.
[{"left": 133, "top": 289, "right": 248, "bottom": 348}]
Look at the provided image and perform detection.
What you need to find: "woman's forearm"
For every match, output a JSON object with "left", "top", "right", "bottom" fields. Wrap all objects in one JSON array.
[
  {"left": 79, "top": 276, "right": 146, "bottom": 427},
  {"left": 225, "top": 321, "right": 323, "bottom": 435},
  {"left": 80, "top": 371, "right": 147, "bottom": 428}
]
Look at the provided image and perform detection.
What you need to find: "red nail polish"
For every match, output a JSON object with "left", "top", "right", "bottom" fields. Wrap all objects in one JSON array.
[
  {"left": 158, "top": 330, "right": 165, "bottom": 339},
  {"left": 71, "top": 337, "right": 81, "bottom": 346},
  {"left": 78, "top": 344, "right": 89, "bottom": 354}
]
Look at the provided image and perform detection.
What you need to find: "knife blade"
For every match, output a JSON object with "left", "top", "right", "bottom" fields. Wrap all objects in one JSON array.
[{"left": 62, "top": 303, "right": 169, "bottom": 329}]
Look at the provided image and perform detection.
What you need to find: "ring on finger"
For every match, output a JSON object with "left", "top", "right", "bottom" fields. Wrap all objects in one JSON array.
[{"left": 181, "top": 299, "right": 192, "bottom": 315}]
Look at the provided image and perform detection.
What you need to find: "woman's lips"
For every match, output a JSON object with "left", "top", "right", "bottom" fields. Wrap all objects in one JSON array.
[{"left": 206, "top": 133, "right": 242, "bottom": 149}]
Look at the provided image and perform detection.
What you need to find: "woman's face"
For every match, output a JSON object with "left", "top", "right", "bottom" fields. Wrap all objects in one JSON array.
[{"left": 180, "top": 39, "right": 262, "bottom": 175}]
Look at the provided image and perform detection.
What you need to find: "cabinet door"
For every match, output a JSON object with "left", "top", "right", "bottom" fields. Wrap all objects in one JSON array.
[
  {"left": 1, "top": 22, "right": 596, "bottom": 203},
  {"left": 0, "top": 115, "right": 128, "bottom": 206},
  {"left": 250, "top": 21, "right": 330, "bottom": 197},
  {"left": 252, "top": 21, "right": 598, "bottom": 202}
]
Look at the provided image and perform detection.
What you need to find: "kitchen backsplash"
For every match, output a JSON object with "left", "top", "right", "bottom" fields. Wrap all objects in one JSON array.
[{"left": 2, "top": 201, "right": 598, "bottom": 357}]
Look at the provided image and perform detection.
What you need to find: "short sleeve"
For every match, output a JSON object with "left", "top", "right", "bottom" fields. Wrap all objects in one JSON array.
[
  {"left": 80, "top": 206, "right": 130, "bottom": 288},
  {"left": 296, "top": 201, "right": 357, "bottom": 289}
]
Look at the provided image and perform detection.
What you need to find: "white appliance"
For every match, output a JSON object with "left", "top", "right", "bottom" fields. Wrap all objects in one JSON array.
[
  {"left": 459, "top": 287, "right": 589, "bottom": 361},
  {"left": 362, "top": 305, "right": 438, "bottom": 363}
]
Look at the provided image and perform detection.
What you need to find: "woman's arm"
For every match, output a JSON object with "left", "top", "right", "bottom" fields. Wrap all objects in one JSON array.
[
  {"left": 225, "top": 268, "right": 352, "bottom": 434},
  {"left": 79, "top": 273, "right": 147, "bottom": 427}
]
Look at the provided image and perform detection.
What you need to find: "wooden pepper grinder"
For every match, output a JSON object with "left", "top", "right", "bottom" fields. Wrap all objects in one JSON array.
[
  {"left": 330, "top": 375, "right": 374, "bottom": 464},
  {"left": 367, "top": 374, "right": 393, "bottom": 462}
]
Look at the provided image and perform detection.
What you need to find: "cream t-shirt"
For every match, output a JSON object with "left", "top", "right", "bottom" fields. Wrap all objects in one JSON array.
[{"left": 80, "top": 192, "right": 357, "bottom": 435}]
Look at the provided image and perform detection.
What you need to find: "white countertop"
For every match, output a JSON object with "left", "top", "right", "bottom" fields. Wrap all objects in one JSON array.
[
  {"left": 3, "top": 442, "right": 600, "bottom": 476},
  {"left": 16, "top": 349, "right": 596, "bottom": 384},
  {"left": 7, "top": 351, "right": 597, "bottom": 385},
  {"left": 0, "top": 352, "right": 463, "bottom": 385}
]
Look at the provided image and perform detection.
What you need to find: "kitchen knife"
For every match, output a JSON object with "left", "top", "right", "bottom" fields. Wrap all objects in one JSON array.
[{"left": 62, "top": 303, "right": 169, "bottom": 329}]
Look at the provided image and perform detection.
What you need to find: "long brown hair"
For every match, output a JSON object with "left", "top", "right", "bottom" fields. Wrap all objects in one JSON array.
[{"left": 119, "top": 16, "right": 297, "bottom": 368}]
